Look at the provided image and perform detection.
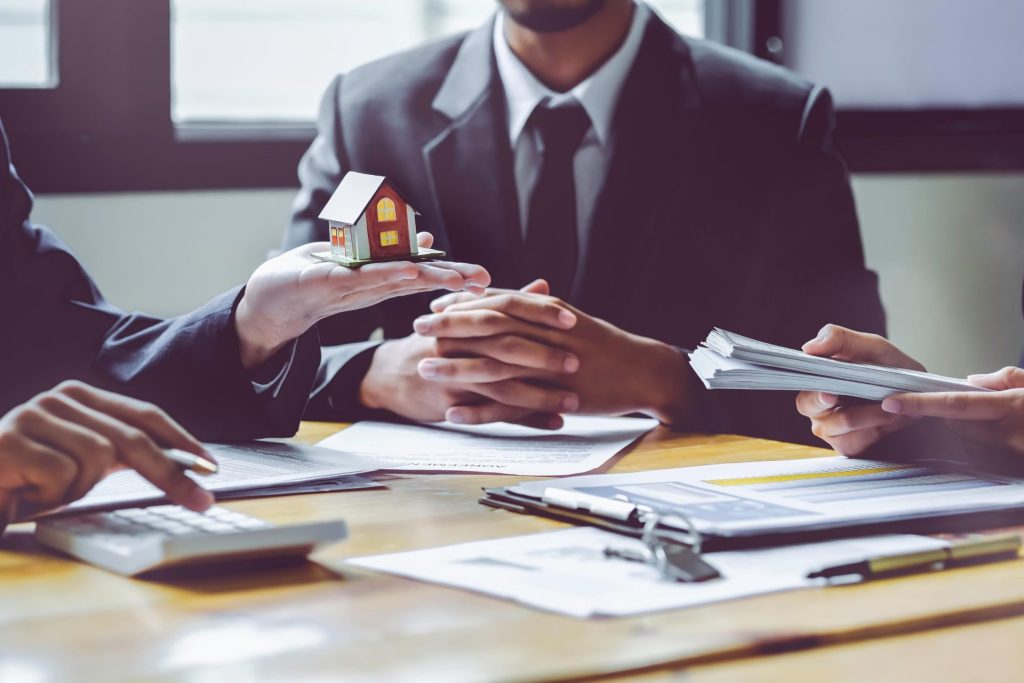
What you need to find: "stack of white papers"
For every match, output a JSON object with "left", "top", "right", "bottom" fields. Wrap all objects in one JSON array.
[{"left": 689, "top": 328, "right": 982, "bottom": 401}]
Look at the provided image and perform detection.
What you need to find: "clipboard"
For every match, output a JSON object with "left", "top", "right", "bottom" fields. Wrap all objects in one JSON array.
[{"left": 480, "top": 456, "right": 1024, "bottom": 551}]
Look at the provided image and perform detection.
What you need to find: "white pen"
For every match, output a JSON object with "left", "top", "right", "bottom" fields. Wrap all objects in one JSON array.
[{"left": 165, "top": 448, "right": 219, "bottom": 476}]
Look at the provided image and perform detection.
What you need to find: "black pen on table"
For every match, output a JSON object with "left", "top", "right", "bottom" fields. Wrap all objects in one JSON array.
[{"left": 807, "top": 534, "right": 1022, "bottom": 581}]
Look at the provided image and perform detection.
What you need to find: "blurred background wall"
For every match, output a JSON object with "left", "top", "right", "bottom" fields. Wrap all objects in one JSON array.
[{"left": 31, "top": 174, "right": 1024, "bottom": 378}]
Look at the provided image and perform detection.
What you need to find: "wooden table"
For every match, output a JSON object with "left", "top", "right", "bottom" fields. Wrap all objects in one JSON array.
[{"left": 2, "top": 423, "right": 1024, "bottom": 682}]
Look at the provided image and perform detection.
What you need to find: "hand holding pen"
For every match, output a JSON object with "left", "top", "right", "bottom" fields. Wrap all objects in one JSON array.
[{"left": 0, "top": 381, "right": 218, "bottom": 530}]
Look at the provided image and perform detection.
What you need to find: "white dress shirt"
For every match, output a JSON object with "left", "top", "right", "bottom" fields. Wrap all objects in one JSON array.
[{"left": 492, "top": 1, "right": 651, "bottom": 263}]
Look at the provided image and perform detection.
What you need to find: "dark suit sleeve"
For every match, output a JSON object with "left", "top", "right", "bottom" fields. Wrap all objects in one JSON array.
[
  {"left": 689, "top": 88, "right": 887, "bottom": 446},
  {"left": 89, "top": 287, "right": 321, "bottom": 440},
  {"left": 1, "top": 119, "right": 319, "bottom": 441}
]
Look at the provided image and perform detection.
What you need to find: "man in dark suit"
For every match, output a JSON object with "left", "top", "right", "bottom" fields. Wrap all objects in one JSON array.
[
  {"left": 286, "top": 0, "right": 885, "bottom": 445},
  {"left": 0, "top": 117, "right": 489, "bottom": 518}
]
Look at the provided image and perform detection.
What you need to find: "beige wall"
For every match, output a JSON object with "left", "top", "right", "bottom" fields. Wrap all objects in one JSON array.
[
  {"left": 31, "top": 174, "right": 1024, "bottom": 378},
  {"left": 851, "top": 174, "right": 1024, "bottom": 376},
  {"left": 31, "top": 189, "right": 295, "bottom": 317}
]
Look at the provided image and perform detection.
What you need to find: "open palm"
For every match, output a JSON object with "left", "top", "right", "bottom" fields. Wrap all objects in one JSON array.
[{"left": 235, "top": 233, "right": 490, "bottom": 367}]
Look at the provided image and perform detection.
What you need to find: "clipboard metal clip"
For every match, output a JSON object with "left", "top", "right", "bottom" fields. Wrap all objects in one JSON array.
[{"left": 542, "top": 487, "right": 721, "bottom": 583}]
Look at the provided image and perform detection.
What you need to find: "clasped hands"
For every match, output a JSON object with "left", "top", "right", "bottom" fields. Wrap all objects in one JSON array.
[
  {"left": 359, "top": 279, "right": 692, "bottom": 429},
  {"left": 797, "top": 324, "right": 1024, "bottom": 457}
]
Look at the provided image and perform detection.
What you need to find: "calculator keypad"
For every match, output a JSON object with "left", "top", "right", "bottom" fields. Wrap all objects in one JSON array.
[{"left": 48, "top": 506, "right": 272, "bottom": 539}]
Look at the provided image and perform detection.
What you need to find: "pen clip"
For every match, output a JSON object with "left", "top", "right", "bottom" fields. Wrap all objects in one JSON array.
[{"left": 542, "top": 487, "right": 638, "bottom": 521}]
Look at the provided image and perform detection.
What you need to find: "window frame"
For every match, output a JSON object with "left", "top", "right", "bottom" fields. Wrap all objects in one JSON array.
[
  {"left": 0, "top": 0, "right": 308, "bottom": 193},
  {"left": 380, "top": 229, "right": 399, "bottom": 247},
  {"left": 0, "top": 0, "right": 1020, "bottom": 196},
  {"left": 764, "top": 0, "right": 1024, "bottom": 172},
  {"left": 376, "top": 197, "right": 398, "bottom": 222}
]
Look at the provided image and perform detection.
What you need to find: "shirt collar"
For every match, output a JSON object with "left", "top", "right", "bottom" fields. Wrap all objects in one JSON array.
[{"left": 493, "top": 1, "right": 650, "bottom": 148}]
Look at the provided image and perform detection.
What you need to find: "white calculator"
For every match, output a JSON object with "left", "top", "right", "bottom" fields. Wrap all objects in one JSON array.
[{"left": 35, "top": 505, "right": 348, "bottom": 577}]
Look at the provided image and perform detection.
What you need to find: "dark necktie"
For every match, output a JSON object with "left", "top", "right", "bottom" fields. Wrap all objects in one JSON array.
[{"left": 523, "top": 103, "right": 592, "bottom": 299}]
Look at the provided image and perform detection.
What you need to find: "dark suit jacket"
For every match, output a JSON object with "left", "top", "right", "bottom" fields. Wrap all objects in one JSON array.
[
  {"left": 284, "top": 14, "right": 887, "bottom": 446},
  {"left": 0, "top": 119, "right": 318, "bottom": 441}
]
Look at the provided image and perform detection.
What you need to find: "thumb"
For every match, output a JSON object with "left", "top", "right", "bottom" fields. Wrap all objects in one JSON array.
[
  {"left": 801, "top": 324, "right": 923, "bottom": 370},
  {"left": 969, "top": 366, "right": 1024, "bottom": 390},
  {"left": 416, "top": 232, "right": 435, "bottom": 249},
  {"left": 290, "top": 242, "right": 330, "bottom": 258},
  {"left": 521, "top": 279, "right": 549, "bottom": 295},
  {"left": 801, "top": 324, "right": 851, "bottom": 358}
]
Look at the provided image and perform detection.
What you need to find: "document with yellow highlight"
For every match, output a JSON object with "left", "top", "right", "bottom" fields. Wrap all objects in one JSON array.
[{"left": 497, "top": 456, "right": 1024, "bottom": 544}]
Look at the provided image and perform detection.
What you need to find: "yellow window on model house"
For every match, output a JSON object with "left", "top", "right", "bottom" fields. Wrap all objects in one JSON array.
[
  {"left": 376, "top": 197, "right": 397, "bottom": 222},
  {"left": 379, "top": 230, "right": 399, "bottom": 247}
]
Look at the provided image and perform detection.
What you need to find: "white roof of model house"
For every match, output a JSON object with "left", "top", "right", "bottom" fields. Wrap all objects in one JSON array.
[{"left": 318, "top": 172, "right": 389, "bottom": 225}]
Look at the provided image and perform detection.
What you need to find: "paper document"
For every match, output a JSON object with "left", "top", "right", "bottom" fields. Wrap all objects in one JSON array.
[
  {"left": 58, "top": 442, "right": 382, "bottom": 515},
  {"left": 349, "top": 527, "right": 945, "bottom": 618},
  {"left": 690, "top": 328, "right": 982, "bottom": 400},
  {"left": 510, "top": 456, "right": 1024, "bottom": 539},
  {"left": 316, "top": 416, "right": 659, "bottom": 476}
]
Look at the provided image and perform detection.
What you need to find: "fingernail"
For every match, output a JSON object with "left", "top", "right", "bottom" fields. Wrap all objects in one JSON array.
[
  {"left": 562, "top": 395, "right": 580, "bottom": 412},
  {"left": 419, "top": 360, "right": 438, "bottom": 378},
  {"left": 881, "top": 397, "right": 902, "bottom": 413},
  {"left": 803, "top": 325, "right": 831, "bottom": 349},
  {"left": 817, "top": 392, "right": 837, "bottom": 408},
  {"left": 447, "top": 409, "right": 466, "bottom": 424},
  {"left": 563, "top": 355, "right": 580, "bottom": 373},
  {"left": 189, "top": 488, "right": 214, "bottom": 511},
  {"left": 558, "top": 310, "right": 577, "bottom": 328},
  {"left": 413, "top": 316, "right": 433, "bottom": 333}
]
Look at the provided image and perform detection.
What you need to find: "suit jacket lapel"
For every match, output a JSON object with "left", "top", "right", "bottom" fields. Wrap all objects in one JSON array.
[
  {"left": 423, "top": 20, "right": 522, "bottom": 286},
  {"left": 574, "top": 16, "right": 705, "bottom": 318}
]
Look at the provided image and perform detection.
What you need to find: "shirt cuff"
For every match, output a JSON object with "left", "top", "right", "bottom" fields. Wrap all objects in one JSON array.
[
  {"left": 249, "top": 338, "right": 303, "bottom": 396},
  {"left": 243, "top": 326, "right": 322, "bottom": 432}
]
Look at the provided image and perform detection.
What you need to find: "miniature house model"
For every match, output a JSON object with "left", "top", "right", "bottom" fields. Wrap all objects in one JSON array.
[{"left": 312, "top": 171, "right": 443, "bottom": 268}]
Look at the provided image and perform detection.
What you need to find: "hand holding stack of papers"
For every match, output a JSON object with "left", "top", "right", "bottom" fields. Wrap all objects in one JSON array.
[{"left": 688, "top": 328, "right": 983, "bottom": 401}]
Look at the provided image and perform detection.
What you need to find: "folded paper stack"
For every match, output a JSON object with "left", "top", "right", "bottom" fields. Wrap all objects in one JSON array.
[{"left": 689, "top": 328, "right": 982, "bottom": 401}]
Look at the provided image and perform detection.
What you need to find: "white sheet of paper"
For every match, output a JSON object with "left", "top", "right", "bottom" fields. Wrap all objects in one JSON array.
[
  {"left": 315, "top": 416, "right": 660, "bottom": 476},
  {"left": 349, "top": 527, "right": 947, "bottom": 618},
  {"left": 61, "top": 442, "right": 381, "bottom": 514}
]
